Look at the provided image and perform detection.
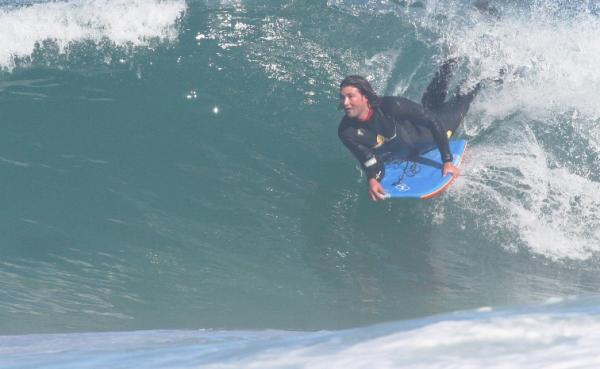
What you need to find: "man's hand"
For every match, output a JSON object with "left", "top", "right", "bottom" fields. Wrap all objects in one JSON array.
[
  {"left": 368, "top": 178, "right": 388, "bottom": 201},
  {"left": 442, "top": 162, "right": 459, "bottom": 177}
]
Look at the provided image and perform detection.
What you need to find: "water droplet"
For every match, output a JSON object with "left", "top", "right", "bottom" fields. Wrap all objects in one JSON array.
[{"left": 186, "top": 90, "right": 198, "bottom": 100}]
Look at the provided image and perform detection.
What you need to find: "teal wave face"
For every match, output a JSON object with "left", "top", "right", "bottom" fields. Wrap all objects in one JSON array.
[{"left": 1, "top": 0, "right": 600, "bottom": 335}]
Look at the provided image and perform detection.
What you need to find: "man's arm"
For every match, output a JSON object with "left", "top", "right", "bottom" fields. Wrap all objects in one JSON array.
[
  {"left": 338, "top": 123, "right": 388, "bottom": 200},
  {"left": 338, "top": 123, "right": 385, "bottom": 182}
]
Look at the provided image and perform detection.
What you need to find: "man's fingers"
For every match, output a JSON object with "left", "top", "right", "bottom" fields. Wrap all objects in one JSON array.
[
  {"left": 369, "top": 180, "right": 388, "bottom": 201},
  {"left": 448, "top": 168, "right": 459, "bottom": 177},
  {"left": 370, "top": 189, "right": 385, "bottom": 201},
  {"left": 443, "top": 164, "right": 459, "bottom": 177}
]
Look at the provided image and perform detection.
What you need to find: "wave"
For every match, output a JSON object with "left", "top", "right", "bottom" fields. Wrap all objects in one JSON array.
[
  {"left": 443, "top": 2, "right": 600, "bottom": 260},
  {"left": 0, "top": 0, "right": 186, "bottom": 71},
  {"left": 2, "top": 0, "right": 600, "bottom": 339},
  {"left": 3, "top": 296, "right": 600, "bottom": 368}
]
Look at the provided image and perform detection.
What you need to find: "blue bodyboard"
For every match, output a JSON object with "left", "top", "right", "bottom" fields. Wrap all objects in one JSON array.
[{"left": 380, "top": 140, "right": 467, "bottom": 199}]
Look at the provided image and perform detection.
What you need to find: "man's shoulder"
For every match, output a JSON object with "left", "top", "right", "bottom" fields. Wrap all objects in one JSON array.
[
  {"left": 379, "top": 96, "right": 414, "bottom": 113},
  {"left": 380, "top": 96, "right": 402, "bottom": 104}
]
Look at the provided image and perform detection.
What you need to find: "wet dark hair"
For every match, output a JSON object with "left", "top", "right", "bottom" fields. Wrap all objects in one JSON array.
[{"left": 339, "top": 75, "right": 381, "bottom": 109}]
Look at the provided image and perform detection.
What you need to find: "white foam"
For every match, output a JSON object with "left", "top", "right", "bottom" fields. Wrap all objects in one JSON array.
[
  {"left": 420, "top": 3, "right": 600, "bottom": 260},
  {"left": 205, "top": 308, "right": 600, "bottom": 369},
  {"left": 0, "top": 0, "right": 186, "bottom": 70},
  {"left": 453, "top": 11, "right": 600, "bottom": 121},
  {"left": 4, "top": 300, "right": 600, "bottom": 369},
  {"left": 456, "top": 123, "right": 600, "bottom": 260}
]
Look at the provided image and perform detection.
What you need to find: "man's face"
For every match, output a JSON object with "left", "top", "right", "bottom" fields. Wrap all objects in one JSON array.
[{"left": 340, "top": 86, "right": 370, "bottom": 120}]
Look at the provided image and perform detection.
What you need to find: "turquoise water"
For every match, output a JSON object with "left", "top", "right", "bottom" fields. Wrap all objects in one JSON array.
[{"left": 2, "top": 0, "right": 600, "bottom": 366}]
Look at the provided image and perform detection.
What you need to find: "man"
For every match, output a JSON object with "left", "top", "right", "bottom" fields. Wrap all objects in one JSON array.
[{"left": 338, "top": 59, "right": 482, "bottom": 201}]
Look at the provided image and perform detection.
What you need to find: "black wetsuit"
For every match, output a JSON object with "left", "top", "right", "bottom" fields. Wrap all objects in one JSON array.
[{"left": 338, "top": 62, "right": 480, "bottom": 182}]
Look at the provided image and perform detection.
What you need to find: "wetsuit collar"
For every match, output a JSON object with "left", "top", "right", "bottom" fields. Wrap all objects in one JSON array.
[{"left": 358, "top": 107, "right": 373, "bottom": 122}]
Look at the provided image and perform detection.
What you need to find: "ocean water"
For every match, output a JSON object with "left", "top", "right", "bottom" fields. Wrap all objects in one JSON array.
[{"left": 1, "top": 0, "right": 600, "bottom": 367}]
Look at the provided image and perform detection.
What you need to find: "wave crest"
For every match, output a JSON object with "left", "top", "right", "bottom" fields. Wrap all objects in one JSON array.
[{"left": 0, "top": 0, "right": 186, "bottom": 71}]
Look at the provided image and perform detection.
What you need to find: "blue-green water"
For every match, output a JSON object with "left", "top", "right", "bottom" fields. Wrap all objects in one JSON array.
[{"left": 2, "top": 1, "right": 600, "bottom": 366}]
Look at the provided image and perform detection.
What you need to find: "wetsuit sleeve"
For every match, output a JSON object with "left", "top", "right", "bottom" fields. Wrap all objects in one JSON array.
[
  {"left": 338, "top": 122, "right": 385, "bottom": 182},
  {"left": 388, "top": 98, "right": 453, "bottom": 163}
]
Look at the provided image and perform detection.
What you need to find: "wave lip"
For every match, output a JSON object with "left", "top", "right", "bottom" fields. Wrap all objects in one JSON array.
[
  {"left": 0, "top": 0, "right": 187, "bottom": 70},
  {"left": 3, "top": 297, "right": 600, "bottom": 369}
]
